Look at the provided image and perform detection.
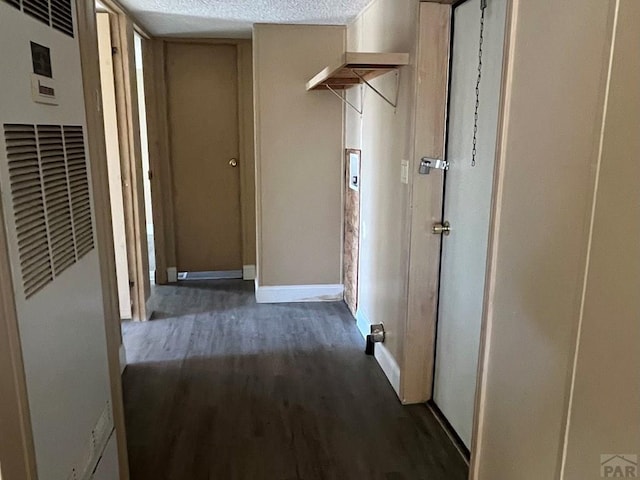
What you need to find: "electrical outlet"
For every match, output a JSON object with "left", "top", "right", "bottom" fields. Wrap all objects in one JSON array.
[{"left": 401, "top": 160, "right": 409, "bottom": 184}]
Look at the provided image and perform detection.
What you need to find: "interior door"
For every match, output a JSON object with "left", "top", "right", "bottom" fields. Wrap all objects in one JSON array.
[
  {"left": 166, "top": 42, "right": 242, "bottom": 273},
  {"left": 433, "top": 0, "right": 507, "bottom": 448}
]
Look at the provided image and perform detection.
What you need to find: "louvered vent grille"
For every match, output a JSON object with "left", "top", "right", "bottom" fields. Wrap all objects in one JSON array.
[
  {"left": 3, "top": 0, "right": 74, "bottom": 37},
  {"left": 22, "top": 0, "right": 49, "bottom": 26},
  {"left": 2, "top": 0, "right": 21, "bottom": 10},
  {"left": 64, "top": 126, "right": 94, "bottom": 259},
  {"left": 50, "top": 0, "right": 73, "bottom": 37},
  {"left": 38, "top": 125, "right": 76, "bottom": 274},
  {"left": 4, "top": 124, "right": 53, "bottom": 298},
  {"left": 3, "top": 124, "right": 94, "bottom": 299}
]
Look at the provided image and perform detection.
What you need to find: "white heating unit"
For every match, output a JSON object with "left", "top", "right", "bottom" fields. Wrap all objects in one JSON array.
[{"left": 0, "top": 0, "right": 117, "bottom": 478}]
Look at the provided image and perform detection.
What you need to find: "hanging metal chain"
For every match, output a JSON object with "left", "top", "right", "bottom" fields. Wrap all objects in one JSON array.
[{"left": 472, "top": 0, "right": 487, "bottom": 167}]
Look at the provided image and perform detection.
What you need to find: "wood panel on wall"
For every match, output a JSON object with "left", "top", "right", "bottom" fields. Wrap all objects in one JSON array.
[{"left": 343, "top": 149, "right": 361, "bottom": 315}]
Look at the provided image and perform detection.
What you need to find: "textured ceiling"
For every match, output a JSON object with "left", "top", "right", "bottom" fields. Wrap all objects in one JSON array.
[{"left": 119, "top": 0, "right": 373, "bottom": 38}]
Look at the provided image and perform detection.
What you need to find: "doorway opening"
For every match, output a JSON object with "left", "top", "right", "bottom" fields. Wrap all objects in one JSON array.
[
  {"left": 134, "top": 33, "right": 155, "bottom": 285},
  {"left": 430, "top": 0, "right": 507, "bottom": 457}
]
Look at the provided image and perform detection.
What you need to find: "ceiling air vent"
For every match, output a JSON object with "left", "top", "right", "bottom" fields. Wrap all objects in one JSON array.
[
  {"left": 38, "top": 125, "right": 76, "bottom": 275},
  {"left": 51, "top": 0, "right": 74, "bottom": 37},
  {"left": 4, "top": 124, "right": 54, "bottom": 298},
  {"left": 22, "top": 0, "right": 50, "bottom": 27},
  {"left": 63, "top": 125, "right": 94, "bottom": 259}
]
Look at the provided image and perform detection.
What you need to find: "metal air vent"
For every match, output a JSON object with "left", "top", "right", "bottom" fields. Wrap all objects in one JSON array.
[
  {"left": 22, "top": 0, "right": 50, "bottom": 26},
  {"left": 1, "top": 0, "right": 21, "bottom": 9},
  {"left": 2, "top": 0, "right": 75, "bottom": 37},
  {"left": 38, "top": 125, "right": 76, "bottom": 275},
  {"left": 3, "top": 123, "right": 94, "bottom": 299},
  {"left": 51, "top": 0, "right": 74, "bottom": 37},
  {"left": 63, "top": 125, "right": 94, "bottom": 259},
  {"left": 4, "top": 124, "right": 54, "bottom": 298}
]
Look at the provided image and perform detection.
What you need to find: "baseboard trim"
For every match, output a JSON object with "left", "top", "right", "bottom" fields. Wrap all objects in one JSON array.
[
  {"left": 118, "top": 344, "right": 127, "bottom": 374},
  {"left": 167, "top": 267, "right": 178, "bottom": 283},
  {"left": 356, "top": 310, "right": 401, "bottom": 398},
  {"left": 255, "top": 282, "right": 344, "bottom": 304},
  {"left": 243, "top": 265, "right": 256, "bottom": 281}
]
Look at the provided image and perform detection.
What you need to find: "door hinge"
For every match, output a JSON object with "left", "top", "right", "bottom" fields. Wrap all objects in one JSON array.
[
  {"left": 148, "top": 170, "right": 153, "bottom": 181},
  {"left": 112, "top": 46, "right": 118, "bottom": 56},
  {"left": 419, "top": 157, "right": 449, "bottom": 175}
]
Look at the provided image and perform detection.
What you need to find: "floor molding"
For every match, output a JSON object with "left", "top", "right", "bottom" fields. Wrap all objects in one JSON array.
[
  {"left": 178, "top": 270, "right": 243, "bottom": 281},
  {"left": 243, "top": 265, "right": 256, "bottom": 281},
  {"left": 255, "top": 282, "right": 344, "bottom": 304},
  {"left": 167, "top": 267, "right": 178, "bottom": 283},
  {"left": 356, "top": 310, "right": 401, "bottom": 397}
]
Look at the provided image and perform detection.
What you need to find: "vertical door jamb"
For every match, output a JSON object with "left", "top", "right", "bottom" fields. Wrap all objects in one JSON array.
[
  {"left": 107, "top": 6, "right": 151, "bottom": 321},
  {"left": 401, "top": 2, "right": 452, "bottom": 404},
  {"left": 76, "top": 0, "right": 132, "bottom": 476}
]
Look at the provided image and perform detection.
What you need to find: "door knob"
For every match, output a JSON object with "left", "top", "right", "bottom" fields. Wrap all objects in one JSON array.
[
  {"left": 229, "top": 158, "right": 238, "bottom": 167},
  {"left": 433, "top": 221, "right": 451, "bottom": 236}
]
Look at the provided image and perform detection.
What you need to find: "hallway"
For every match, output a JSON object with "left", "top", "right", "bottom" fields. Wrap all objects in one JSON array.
[{"left": 122, "top": 281, "right": 468, "bottom": 479}]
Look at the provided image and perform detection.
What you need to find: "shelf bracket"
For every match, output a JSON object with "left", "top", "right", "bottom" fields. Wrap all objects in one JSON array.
[
  {"left": 352, "top": 69, "right": 400, "bottom": 111},
  {"left": 325, "top": 84, "right": 364, "bottom": 116}
]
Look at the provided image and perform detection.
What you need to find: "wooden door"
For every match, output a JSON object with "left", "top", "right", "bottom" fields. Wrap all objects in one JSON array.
[
  {"left": 433, "top": 0, "right": 507, "bottom": 448},
  {"left": 166, "top": 42, "right": 242, "bottom": 272}
]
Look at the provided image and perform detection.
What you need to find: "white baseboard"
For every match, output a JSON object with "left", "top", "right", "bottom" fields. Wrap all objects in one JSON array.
[
  {"left": 356, "top": 310, "right": 401, "bottom": 398},
  {"left": 255, "top": 281, "right": 344, "bottom": 304},
  {"left": 167, "top": 267, "right": 177, "bottom": 283},
  {"left": 118, "top": 344, "right": 127, "bottom": 374},
  {"left": 243, "top": 265, "right": 256, "bottom": 281}
]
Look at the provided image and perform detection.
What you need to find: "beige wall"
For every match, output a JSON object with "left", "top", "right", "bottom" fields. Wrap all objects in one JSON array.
[
  {"left": 562, "top": 0, "right": 640, "bottom": 477},
  {"left": 253, "top": 24, "right": 345, "bottom": 286},
  {"left": 345, "top": 0, "right": 419, "bottom": 385},
  {"left": 473, "top": 0, "right": 621, "bottom": 478}
]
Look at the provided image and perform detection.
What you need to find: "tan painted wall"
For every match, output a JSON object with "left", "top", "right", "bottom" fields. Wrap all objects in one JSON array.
[
  {"left": 473, "top": 0, "right": 619, "bottom": 478},
  {"left": 253, "top": 24, "right": 345, "bottom": 286},
  {"left": 562, "top": 0, "right": 640, "bottom": 477},
  {"left": 344, "top": 0, "right": 419, "bottom": 381}
]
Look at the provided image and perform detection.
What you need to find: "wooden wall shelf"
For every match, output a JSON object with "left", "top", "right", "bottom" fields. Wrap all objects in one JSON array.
[{"left": 306, "top": 52, "right": 410, "bottom": 91}]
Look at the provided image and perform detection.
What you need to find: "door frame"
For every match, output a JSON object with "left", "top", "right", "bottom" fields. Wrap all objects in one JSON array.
[
  {"left": 402, "top": 0, "right": 514, "bottom": 470},
  {"left": 96, "top": 0, "right": 152, "bottom": 321},
  {"left": 77, "top": 0, "right": 152, "bottom": 476},
  {"left": 144, "top": 38, "right": 255, "bottom": 283}
]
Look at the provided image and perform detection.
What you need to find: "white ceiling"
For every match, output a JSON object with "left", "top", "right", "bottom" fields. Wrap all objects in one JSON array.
[{"left": 119, "top": 0, "right": 374, "bottom": 38}]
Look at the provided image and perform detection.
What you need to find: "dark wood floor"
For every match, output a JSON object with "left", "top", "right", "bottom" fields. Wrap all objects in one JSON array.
[{"left": 122, "top": 280, "right": 468, "bottom": 480}]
